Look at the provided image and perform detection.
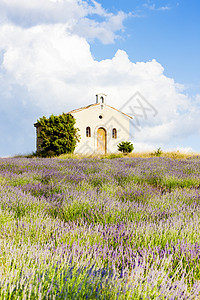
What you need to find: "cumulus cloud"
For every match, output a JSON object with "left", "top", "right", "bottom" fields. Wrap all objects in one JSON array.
[
  {"left": 0, "top": 0, "right": 128, "bottom": 44},
  {"left": 73, "top": 10, "right": 127, "bottom": 44},
  {"left": 0, "top": 23, "right": 94, "bottom": 109},
  {"left": 0, "top": 1, "right": 199, "bottom": 155}
]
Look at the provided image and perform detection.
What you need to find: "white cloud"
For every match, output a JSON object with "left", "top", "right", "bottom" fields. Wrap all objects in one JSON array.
[
  {"left": 73, "top": 11, "right": 127, "bottom": 44},
  {"left": 143, "top": 3, "right": 156, "bottom": 10},
  {"left": 143, "top": 2, "right": 171, "bottom": 11},
  {"left": 0, "top": 3, "right": 199, "bottom": 155},
  {"left": 158, "top": 6, "right": 171, "bottom": 11},
  {"left": 0, "top": 0, "right": 128, "bottom": 44}
]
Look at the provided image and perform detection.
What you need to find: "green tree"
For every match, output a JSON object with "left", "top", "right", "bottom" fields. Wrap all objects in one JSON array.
[
  {"left": 117, "top": 141, "right": 134, "bottom": 154},
  {"left": 37, "top": 113, "right": 80, "bottom": 156}
]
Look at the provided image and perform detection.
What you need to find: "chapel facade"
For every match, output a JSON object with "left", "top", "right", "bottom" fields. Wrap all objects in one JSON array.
[
  {"left": 34, "top": 93, "right": 132, "bottom": 155},
  {"left": 67, "top": 93, "right": 132, "bottom": 154}
]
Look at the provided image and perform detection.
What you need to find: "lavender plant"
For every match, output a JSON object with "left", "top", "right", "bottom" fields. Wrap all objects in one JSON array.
[{"left": 0, "top": 156, "right": 200, "bottom": 299}]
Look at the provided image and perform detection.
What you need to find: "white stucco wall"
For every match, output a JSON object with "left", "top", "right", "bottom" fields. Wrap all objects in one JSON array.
[{"left": 71, "top": 103, "right": 131, "bottom": 154}]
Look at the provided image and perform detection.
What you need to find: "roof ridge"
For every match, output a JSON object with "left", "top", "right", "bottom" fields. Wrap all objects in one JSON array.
[
  {"left": 67, "top": 103, "right": 99, "bottom": 114},
  {"left": 67, "top": 103, "right": 132, "bottom": 119}
]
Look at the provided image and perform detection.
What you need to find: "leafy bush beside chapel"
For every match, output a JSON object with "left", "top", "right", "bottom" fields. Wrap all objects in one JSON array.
[{"left": 36, "top": 113, "right": 80, "bottom": 156}]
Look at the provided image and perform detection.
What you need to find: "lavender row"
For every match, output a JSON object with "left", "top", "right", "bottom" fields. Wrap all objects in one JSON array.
[{"left": 0, "top": 156, "right": 200, "bottom": 298}]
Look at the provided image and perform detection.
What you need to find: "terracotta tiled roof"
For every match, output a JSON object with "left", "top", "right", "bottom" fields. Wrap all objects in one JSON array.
[
  {"left": 34, "top": 102, "right": 133, "bottom": 127},
  {"left": 67, "top": 103, "right": 99, "bottom": 114},
  {"left": 67, "top": 103, "right": 133, "bottom": 119},
  {"left": 106, "top": 104, "right": 133, "bottom": 119}
]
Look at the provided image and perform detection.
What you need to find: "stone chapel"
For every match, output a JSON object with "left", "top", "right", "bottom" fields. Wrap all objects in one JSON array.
[{"left": 34, "top": 93, "right": 132, "bottom": 155}]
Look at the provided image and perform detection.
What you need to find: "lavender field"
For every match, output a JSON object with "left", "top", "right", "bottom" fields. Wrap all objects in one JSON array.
[{"left": 0, "top": 156, "right": 200, "bottom": 299}]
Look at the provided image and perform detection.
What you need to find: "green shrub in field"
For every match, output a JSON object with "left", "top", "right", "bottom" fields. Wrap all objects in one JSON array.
[
  {"left": 151, "top": 147, "right": 163, "bottom": 157},
  {"left": 117, "top": 141, "right": 134, "bottom": 154}
]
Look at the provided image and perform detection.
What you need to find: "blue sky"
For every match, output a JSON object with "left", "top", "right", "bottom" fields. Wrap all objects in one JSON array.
[
  {"left": 92, "top": 0, "right": 200, "bottom": 94},
  {"left": 0, "top": 0, "right": 199, "bottom": 156}
]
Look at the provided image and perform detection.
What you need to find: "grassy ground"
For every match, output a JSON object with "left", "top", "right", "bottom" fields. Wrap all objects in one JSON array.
[{"left": 57, "top": 150, "right": 199, "bottom": 160}]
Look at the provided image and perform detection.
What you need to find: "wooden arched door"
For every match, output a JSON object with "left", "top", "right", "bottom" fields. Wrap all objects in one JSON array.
[{"left": 97, "top": 127, "right": 107, "bottom": 154}]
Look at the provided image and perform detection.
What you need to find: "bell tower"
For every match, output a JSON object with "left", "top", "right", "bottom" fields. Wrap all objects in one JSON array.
[{"left": 96, "top": 93, "right": 107, "bottom": 104}]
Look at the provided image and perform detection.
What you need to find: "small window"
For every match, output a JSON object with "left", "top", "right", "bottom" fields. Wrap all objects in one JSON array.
[
  {"left": 112, "top": 128, "right": 117, "bottom": 139},
  {"left": 86, "top": 126, "right": 91, "bottom": 137}
]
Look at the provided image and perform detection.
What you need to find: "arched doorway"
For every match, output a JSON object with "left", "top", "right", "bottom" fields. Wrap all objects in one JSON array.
[{"left": 97, "top": 127, "right": 107, "bottom": 154}]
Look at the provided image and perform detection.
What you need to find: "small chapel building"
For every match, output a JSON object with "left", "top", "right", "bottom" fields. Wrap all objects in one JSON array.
[
  {"left": 67, "top": 93, "right": 132, "bottom": 154},
  {"left": 34, "top": 93, "right": 132, "bottom": 155}
]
